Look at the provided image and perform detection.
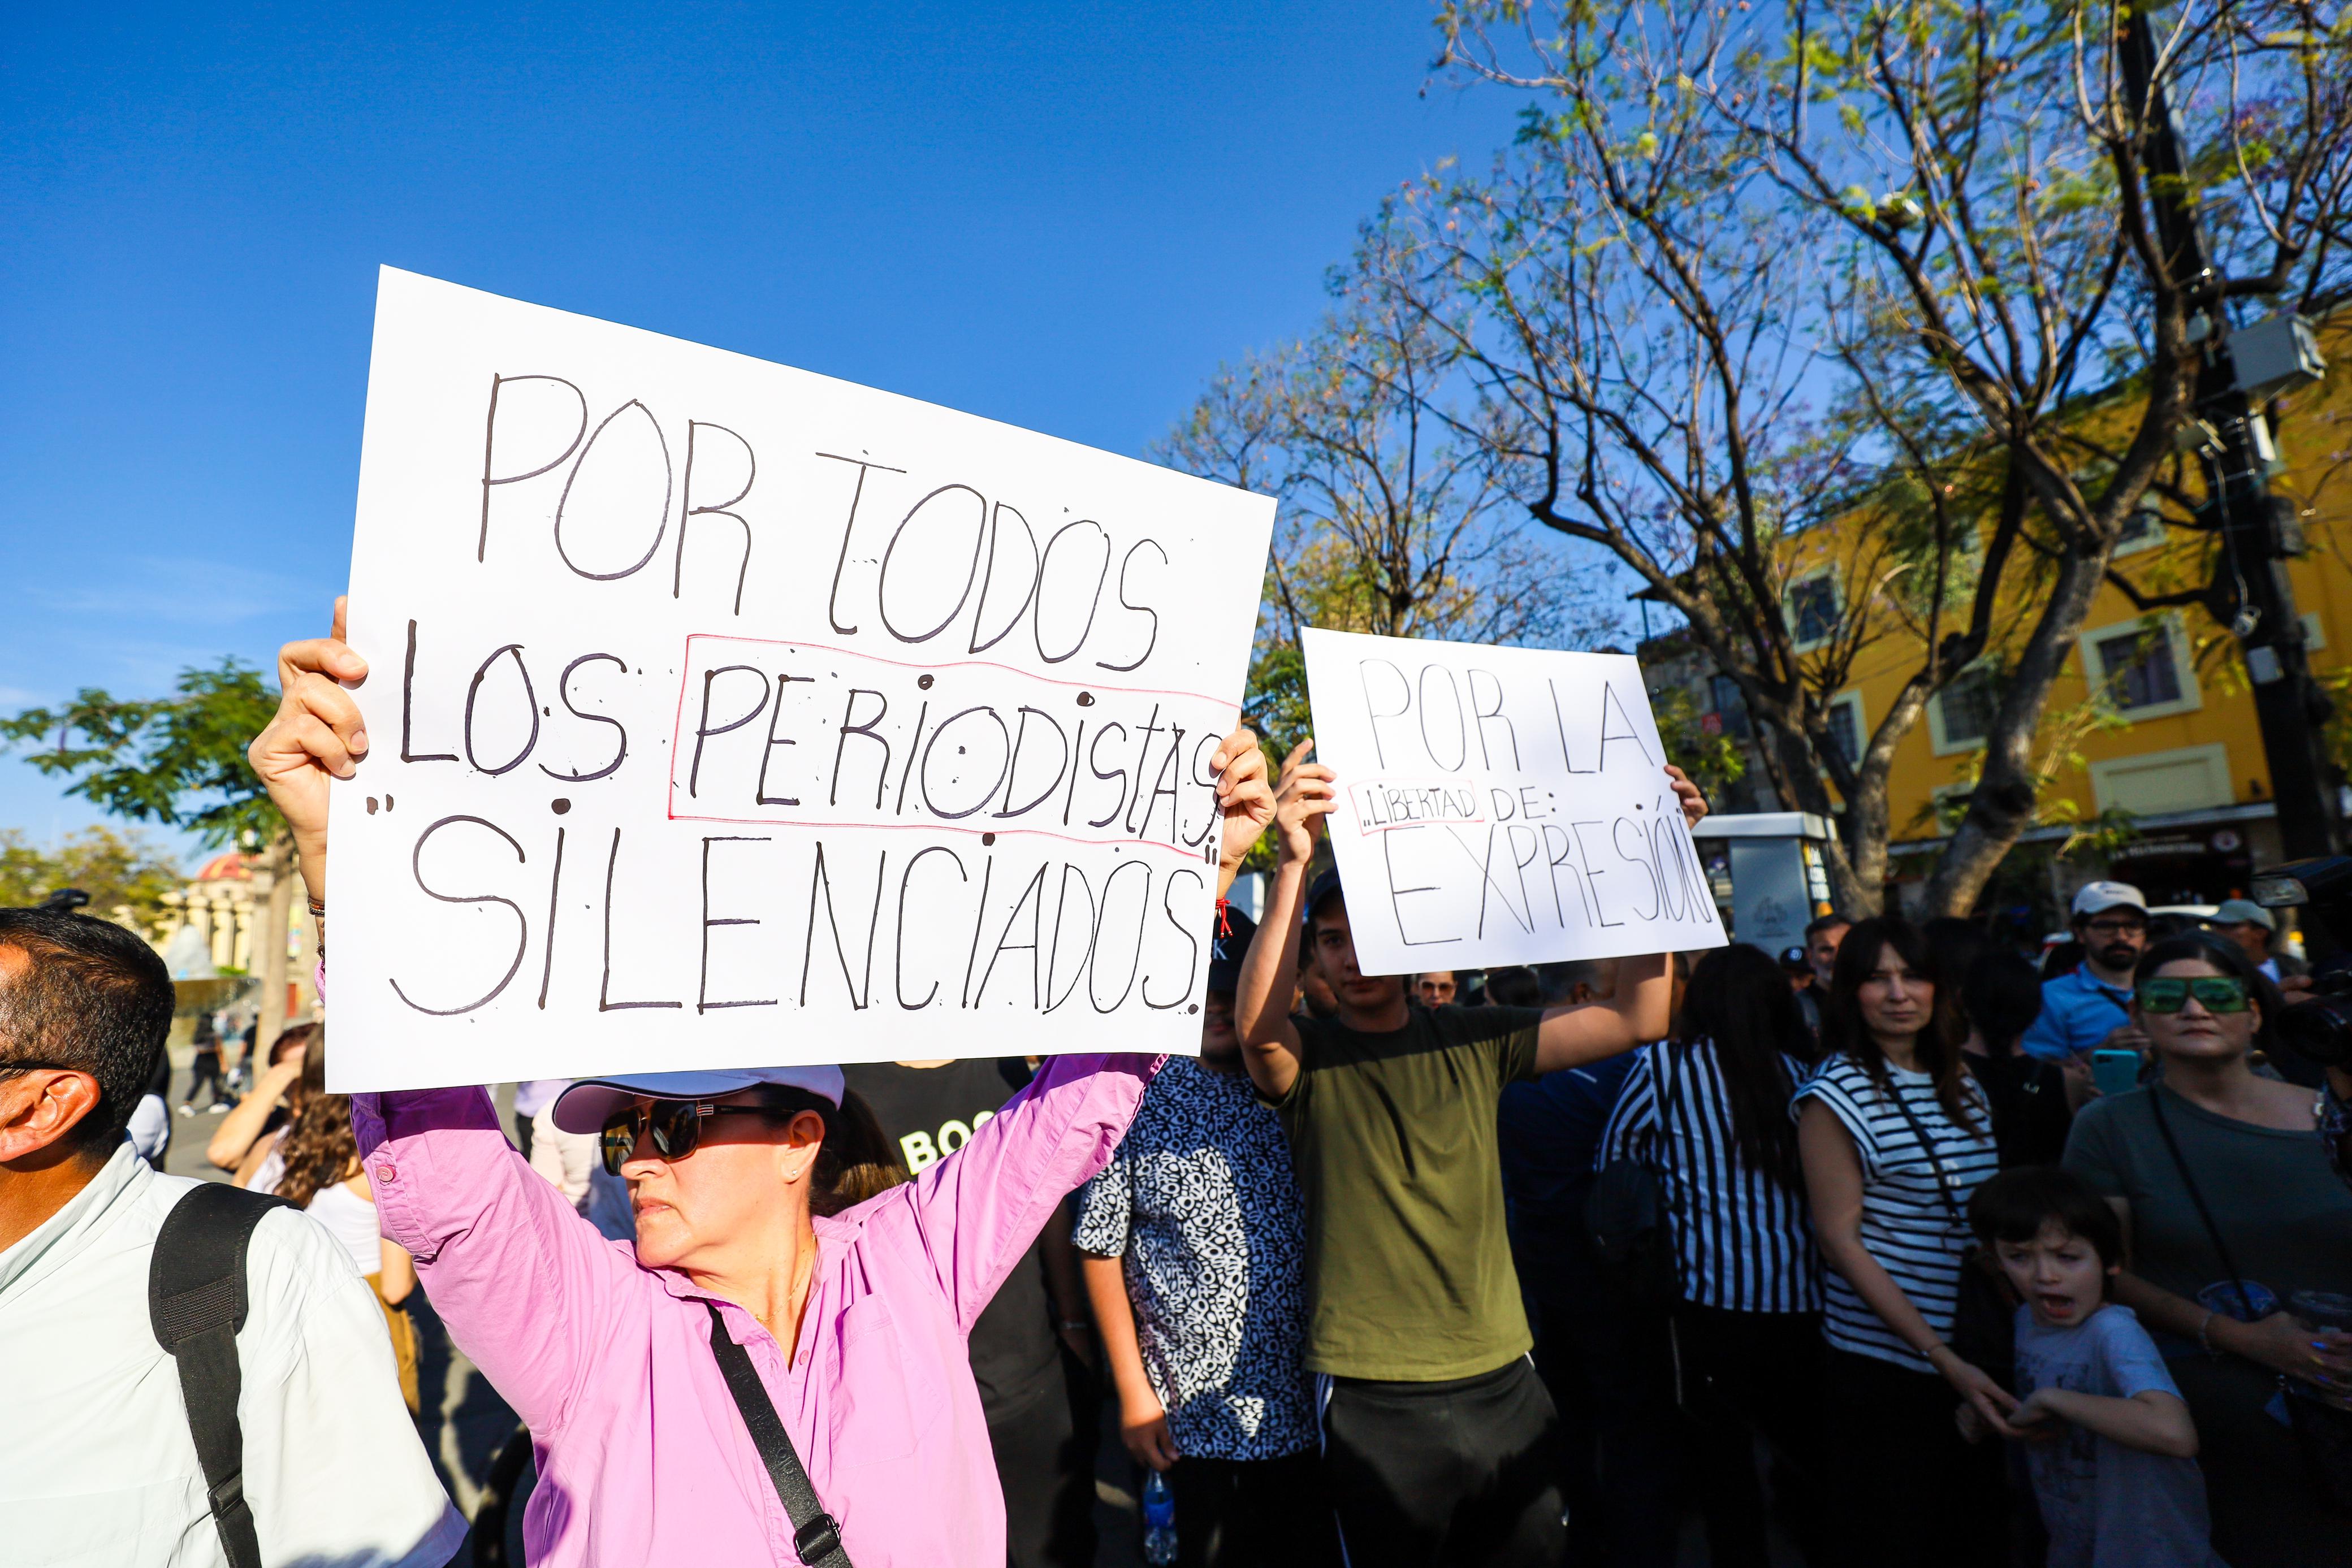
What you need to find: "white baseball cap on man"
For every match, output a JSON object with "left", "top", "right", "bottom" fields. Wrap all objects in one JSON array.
[
  {"left": 551, "top": 1065, "right": 845, "bottom": 1135},
  {"left": 2070, "top": 881, "right": 2148, "bottom": 919}
]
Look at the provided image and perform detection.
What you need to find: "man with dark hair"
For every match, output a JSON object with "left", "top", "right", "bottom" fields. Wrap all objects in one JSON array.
[
  {"left": 1234, "top": 749, "right": 1706, "bottom": 1568},
  {"left": 1795, "top": 913, "right": 1848, "bottom": 1037},
  {"left": 2021, "top": 882, "right": 2150, "bottom": 1062},
  {"left": 0, "top": 907, "right": 461, "bottom": 1567}
]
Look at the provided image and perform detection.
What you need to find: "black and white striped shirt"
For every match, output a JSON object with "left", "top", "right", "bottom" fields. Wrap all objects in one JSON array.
[
  {"left": 1597, "top": 1041, "right": 1824, "bottom": 1314},
  {"left": 1793, "top": 1055, "right": 1999, "bottom": 1373}
]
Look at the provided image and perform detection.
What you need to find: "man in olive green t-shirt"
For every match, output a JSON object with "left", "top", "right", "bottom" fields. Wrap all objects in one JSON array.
[{"left": 1235, "top": 741, "right": 1703, "bottom": 1568}]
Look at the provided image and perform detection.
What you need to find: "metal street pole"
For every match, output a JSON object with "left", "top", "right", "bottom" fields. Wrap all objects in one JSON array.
[{"left": 2119, "top": 12, "right": 2342, "bottom": 862}]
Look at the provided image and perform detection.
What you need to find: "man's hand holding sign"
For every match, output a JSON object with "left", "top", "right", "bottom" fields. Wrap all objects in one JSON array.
[
  {"left": 1236, "top": 729, "right": 1707, "bottom": 1102},
  {"left": 1296, "top": 627, "right": 1724, "bottom": 973}
]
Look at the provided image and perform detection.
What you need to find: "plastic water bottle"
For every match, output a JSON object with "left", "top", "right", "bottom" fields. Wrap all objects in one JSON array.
[{"left": 1141, "top": 1469, "right": 1178, "bottom": 1566}]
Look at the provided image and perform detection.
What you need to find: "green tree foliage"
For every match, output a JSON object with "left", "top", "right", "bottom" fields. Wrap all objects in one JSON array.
[
  {"left": 1, "top": 659, "right": 284, "bottom": 848},
  {"left": 1155, "top": 283, "right": 1625, "bottom": 767},
  {"left": 0, "top": 826, "right": 184, "bottom": 923},
  {"left": 1648, "top": 685, "right": 1749, "bottom": 809}
]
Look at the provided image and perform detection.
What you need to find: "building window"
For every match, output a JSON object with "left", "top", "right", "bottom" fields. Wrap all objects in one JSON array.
[
  {"left": 1936, "top": 669, "right": 1998, "bottom": 749},
  {"left": 1825, "top": 691, "right": 1863, "bottom": 768},
  {"left": 2094, "top": 625, "right": 2184, "bottom": 711},
  {"left": 1787, "top": 577, "right": 1838, "bottom": 649},
  {"left": 2115, "top": 499, "right": 2161, "bottom": 552},
  {"left": 1710, "top": 674, "right": 1752, "bottom": 739}
]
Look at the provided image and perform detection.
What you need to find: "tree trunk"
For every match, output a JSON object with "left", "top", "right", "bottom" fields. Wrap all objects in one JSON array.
[
  {"left": 254, "top": 833, "right": 296, "bottom": 1061},
  {"left": 1923, "top": 547, "right": 2112, "bottom": 914},
  {"left": 1762, "top": 720, "right": 1883, "bottom": 916}
]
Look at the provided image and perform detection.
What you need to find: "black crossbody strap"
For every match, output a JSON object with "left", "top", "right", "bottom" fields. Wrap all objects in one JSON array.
[
  {"left": 2147, "top": 1090, "right": 2262, "bottom": 1322},
  {"left": 1885, "top": 1083, "right": 1965, "bottom": 1227},
  {"left": 149, "top": 1182, "right": 295, "bottom": 1568},
  {"left": 704, "top": 1302, "right": 854, "bottom": 1567}
]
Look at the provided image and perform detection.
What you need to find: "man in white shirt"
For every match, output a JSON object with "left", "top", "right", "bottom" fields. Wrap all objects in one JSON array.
[{"left": 0, "top": 906, "right": 464, "bottom": 1568}]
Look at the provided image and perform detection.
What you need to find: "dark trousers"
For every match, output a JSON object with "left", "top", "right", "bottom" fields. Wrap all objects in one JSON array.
[
  {"left": 512, "top": 1111, "right": 536, "bottom": 1163},
  {"left": 1671, "top": 1303, "right": 1827, "bottom": 1568},
  {"left": 1515, "top": 1222, "right": 1676, "bottom": 1568},
  {"left": 1318, "top": 1357, "right": 1566, "bottom": 1568},
  {"left": 1823, "top": 1348, "right": 2004, "bottom": 1568},
  {"left": 181, "top": 1049, "right": 225, "bottom": 1108},
  {"left": 988, "top": 1345, "right": 1098, "bottom": 1568},
  {"left": 1168, "top": 1450, "right": 1340, "bottom": 1568}
]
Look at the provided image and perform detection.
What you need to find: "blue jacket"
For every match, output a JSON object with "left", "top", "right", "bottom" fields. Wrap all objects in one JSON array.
[{"left": 2019, "top": 966, "right": 2133, "bottom": 1060}]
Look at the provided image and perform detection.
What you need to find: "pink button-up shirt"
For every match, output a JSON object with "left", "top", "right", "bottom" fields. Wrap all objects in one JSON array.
[{"left": 353, "top": 1052, "right": 1157, "bottom": 1566}]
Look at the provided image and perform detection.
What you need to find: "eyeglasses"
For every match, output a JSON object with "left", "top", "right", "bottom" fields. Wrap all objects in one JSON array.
[
  {"left": 2083, "top": 919, "right": 2148, "bottom": 938},
  {"left": 2135, "top": 976, "right": 2251, "bottom": 1015},
  {"left": 598, "top": 1099, "right": 794, "bottom": 1175}
]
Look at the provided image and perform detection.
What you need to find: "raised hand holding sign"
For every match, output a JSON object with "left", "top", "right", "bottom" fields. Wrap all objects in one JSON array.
[
  {"left": 300, "top": 270, "right": 1273, "bottom": 1090},
  {"left": 1299, "top": 628, "right": 1725, "bottom": 974}
]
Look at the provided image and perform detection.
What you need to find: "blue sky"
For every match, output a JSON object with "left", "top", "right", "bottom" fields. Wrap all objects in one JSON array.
[{"left": 1, "top": 2, "right": 1528, "bottom": 867}]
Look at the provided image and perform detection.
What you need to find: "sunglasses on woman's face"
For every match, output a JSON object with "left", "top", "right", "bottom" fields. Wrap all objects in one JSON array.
[
  {"left": 2135, "top": 976, "right": 2251, "bottom": 1015},
  {"left": 598, "top": 1099, "right": 792, "bottom": 1175}
]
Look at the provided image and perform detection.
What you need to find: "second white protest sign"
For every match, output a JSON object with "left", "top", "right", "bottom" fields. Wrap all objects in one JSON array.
[
  {"left": 1300, "top": 628, "right": 1726, "bottom": 975},
  {"left": 327, "top": 268, "right": 1273, "bottom": 1090}
]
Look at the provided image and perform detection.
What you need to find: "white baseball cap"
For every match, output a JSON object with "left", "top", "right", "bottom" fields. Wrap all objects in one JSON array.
[
  {"left": 2070, "top": 881, "right": 2148, "bottom": 919},
  {"left": 551, "top": 1065, "right": 845, "bottom": 1134}
]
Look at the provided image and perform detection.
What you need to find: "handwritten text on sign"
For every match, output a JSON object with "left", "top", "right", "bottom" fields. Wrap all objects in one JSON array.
[
  {"left": 1300, "top": 629, "right": 1726, "bottom": 974},
  {"left": 328, "top": 269, "right": 1272, "bottom": 1090}
]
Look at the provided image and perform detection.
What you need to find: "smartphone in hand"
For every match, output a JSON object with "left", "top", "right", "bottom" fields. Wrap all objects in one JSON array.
[{"left": 2090, "top": 1048, "right": 2141, "bottom": 1098}]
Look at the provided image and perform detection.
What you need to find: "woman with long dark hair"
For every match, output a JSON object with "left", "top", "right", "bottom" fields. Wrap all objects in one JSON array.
[
  {"left": 1795, "top": 915, "right": 2006, "bottom": 1567},
  {"left": 2064, "top": 933, "right": 2352, "bottom": 1566},
  {"left": 1597, "top": 942, "right": 1826, "bottom": 1566},
  {"left": 241, "top": 1030, "right": 425, "bottom": 1412}
]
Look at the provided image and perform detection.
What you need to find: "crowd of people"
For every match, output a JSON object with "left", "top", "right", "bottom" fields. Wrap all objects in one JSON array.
[{"left": 3, "top": 610, "right": 2352, "bottom": 1568}]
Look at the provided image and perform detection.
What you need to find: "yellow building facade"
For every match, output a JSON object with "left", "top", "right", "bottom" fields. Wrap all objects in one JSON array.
[{"left": 1671, "top": 315, "right": 2352, "bottom": 919}]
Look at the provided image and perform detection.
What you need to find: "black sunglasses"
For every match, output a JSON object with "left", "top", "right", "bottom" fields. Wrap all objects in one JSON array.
[{"left": 598, "top": 1098, "right": 795, "bottom": 1175}]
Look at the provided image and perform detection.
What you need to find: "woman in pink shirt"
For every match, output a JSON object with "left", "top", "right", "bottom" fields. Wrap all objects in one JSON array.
[{"left": 249, "top": 609, "right": 1274, "bottom": 1566}]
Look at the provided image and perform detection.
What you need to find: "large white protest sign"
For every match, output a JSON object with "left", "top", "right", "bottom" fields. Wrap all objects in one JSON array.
[
  {"left": 1300, "top": 629, "right": 1726, "bottom": 975},
  {"left": 327, "top": 268, "right": 1273, "bottom": 1090}
]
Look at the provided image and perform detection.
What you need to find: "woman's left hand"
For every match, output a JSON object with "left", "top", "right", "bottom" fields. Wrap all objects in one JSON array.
[
  {"left": 1931, "top": 1344, "right": 2025, "bottom": 1439},
  {"left": 1665, "top": 764, "right": 1708, "bottom": 830}
]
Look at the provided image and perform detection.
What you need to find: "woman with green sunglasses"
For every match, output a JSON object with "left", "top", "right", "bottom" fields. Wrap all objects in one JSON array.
[{"left": 2063, "top": 934, "right": 2352, "bottom": 1566}]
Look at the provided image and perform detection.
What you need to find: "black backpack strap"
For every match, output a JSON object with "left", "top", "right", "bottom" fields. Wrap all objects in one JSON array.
[
  {"left": 704, "top": 1302, "right": 854, "bottom": 1567},
  {"left": 149, "top": 1182, "right": 295, "bottom": 1568}
]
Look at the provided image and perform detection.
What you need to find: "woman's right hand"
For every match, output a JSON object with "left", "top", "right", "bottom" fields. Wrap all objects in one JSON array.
[
  {"left": 1272, "top": 739, "right": 1334, "bottom": 867},
  {"left": 2221, "top": 1313, "right": 2352, "bottom": 1408},
  {"left": 248, "top": 597, "right": 371, "bottom": 904},
  {"left": 1930, "top": 1344, "right": 2025, "bottom": 1439},
  {"left": 1118, "top": 1385, "right": 1180, "bottom": 1472}
]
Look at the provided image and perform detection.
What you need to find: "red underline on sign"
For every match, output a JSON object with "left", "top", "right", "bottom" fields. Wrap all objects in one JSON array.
[{"left": 660, "top": 633, "right": 1241, "bottom": 860}]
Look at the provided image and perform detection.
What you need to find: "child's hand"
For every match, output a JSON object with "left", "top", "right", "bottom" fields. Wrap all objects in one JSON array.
[
  {"left": 1955, "top": 1403, "right": 1988, "bottom": 1444},
  {"left": 2011, "top": 1387, "right": 2062, "bottom": 1440}
]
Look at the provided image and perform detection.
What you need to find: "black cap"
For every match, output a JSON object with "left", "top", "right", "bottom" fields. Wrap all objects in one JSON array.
[
  {"left": 1206, "top": 907, "right": 1259, "bottom": 992},
  {"left": 1778, "top": 945, "right": 1809, "bottom": 972},
  {"left": 1303, "top": 869, "right": 1346, "bottom": 927}
]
